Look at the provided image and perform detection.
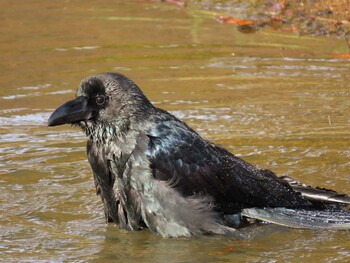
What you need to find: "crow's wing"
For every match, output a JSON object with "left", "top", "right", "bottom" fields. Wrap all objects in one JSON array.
[{"left": 146, "top": 112, "right": 310, "bottom": 214}]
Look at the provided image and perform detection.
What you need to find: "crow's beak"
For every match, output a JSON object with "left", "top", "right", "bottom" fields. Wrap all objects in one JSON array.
[{"left": 48, "top": 96, "right": 94, "bottom": 126}]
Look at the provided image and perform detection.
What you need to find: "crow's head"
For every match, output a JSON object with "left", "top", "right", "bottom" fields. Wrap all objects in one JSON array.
[{"left": 48, "top": 73, "right": 153, "bottom": 132}]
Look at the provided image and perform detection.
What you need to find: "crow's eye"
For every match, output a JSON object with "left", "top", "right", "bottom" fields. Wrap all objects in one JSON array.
[{"left": 96, "top": 95, "right": 107, "bottom": 106}]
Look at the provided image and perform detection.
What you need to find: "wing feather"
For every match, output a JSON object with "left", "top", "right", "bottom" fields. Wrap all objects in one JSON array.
[{"left": 145, "top": 111, "right": 311, "bottom": 214}]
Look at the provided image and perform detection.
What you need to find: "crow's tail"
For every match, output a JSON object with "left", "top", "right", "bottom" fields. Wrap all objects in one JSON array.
[
  {"left": 241, "top": 207, "right": 350, "bottom": 230},
  {"left": 280, "top": 176, "right": 350, "bottom": 206},
  {"left": 241, "top": 175, "right": 350, "bottom": 230}
]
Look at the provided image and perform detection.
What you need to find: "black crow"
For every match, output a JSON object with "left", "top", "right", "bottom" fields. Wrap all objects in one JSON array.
[{"left": 48, "top": 73, "right": 350, "bottom": 237}]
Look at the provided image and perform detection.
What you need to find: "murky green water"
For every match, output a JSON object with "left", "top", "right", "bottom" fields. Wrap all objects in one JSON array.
[{"left": 1, "top": 0, "right": 349, "bottom": 262}]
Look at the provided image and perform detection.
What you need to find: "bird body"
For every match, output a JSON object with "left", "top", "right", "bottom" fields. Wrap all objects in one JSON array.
[{"left": 48, "top": 73, "right": 350, "bottom": 237}]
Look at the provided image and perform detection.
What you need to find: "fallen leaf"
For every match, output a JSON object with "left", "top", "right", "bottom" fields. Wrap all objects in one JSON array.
[
  {"left": 218, "top": 16, "right": 255, "bottom": 26},
  {"left": 280, "top": 26, "right": 298, "bottom": 32},
  {"left": 329, "top": 53, "right": 350, "bottom": 59}
]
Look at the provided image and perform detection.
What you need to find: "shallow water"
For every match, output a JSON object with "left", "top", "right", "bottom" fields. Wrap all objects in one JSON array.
[{"left": 0, "top": 0, "right": 349, "bottom": 262}]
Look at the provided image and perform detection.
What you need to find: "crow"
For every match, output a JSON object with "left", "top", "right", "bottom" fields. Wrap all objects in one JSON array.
[{"left": 48, "top": 72, "right": 350, "bottom": 237}]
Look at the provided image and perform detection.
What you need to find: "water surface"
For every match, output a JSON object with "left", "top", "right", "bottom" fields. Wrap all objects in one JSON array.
[{"left": 1, "top": 0, "right": 349, "bottom": 262}]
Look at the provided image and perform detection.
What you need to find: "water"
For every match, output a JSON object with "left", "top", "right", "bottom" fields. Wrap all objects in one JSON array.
[{"left": 1, "top": 0, "right": 349, "bottom": 262}]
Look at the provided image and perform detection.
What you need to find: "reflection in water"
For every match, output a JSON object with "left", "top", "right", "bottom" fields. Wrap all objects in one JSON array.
[{"left": 0, "top": 0, "right": 349, "bottom": 262}]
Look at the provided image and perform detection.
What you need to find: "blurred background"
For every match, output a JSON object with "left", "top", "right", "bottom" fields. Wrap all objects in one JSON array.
[{"left": 1, "top": 0, "right": 349, "bottom": 262}]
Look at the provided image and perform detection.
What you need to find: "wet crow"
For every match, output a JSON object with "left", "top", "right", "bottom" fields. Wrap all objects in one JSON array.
[{"left": 48, "top": 73, "right": 350, "bottom": 237}]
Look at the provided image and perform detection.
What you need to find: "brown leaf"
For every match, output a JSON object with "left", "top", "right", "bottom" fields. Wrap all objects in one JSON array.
[
  {"left": 218, "top": 16, "right": 255, "bottom": 26},
  {"left": 329, "top": 53, "right": 350, "bottom": 59}
]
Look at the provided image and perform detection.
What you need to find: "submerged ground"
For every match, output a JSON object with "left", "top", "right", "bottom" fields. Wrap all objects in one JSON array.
[{"left": 166, "top": 0, "right": 350, "bottom": 38}]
